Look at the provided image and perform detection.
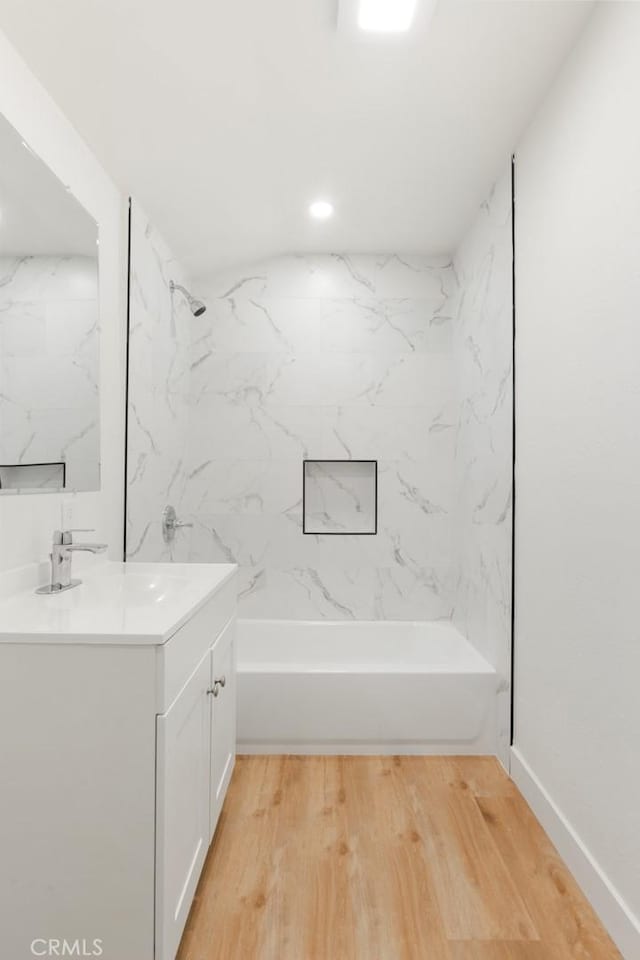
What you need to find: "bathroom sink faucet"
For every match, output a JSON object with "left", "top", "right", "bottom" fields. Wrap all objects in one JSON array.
[{"left": 36, "top": 529, "right": 108, "bottom": 595}]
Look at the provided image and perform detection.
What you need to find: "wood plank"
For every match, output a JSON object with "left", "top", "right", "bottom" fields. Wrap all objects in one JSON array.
[
  {"left": 475, "top": 795, "right": 623, "bottom": 960},
  {"left": 385, "top": 755, "right": 518, "bottom": 799},
  {"left": 180, "top": 756, "right": 290, "bottom": 960},
  {"left": 340, "top": 756, "right": 452, "bottom": 960},
  {"left": 449, "top": 943, "right": 548, "bottom": 959},
  {"left": 177, "top": 757, "right": 621, "bottom": 960},
  {"left": 410, "top": 784, "right": 539, "bottom": 940}
]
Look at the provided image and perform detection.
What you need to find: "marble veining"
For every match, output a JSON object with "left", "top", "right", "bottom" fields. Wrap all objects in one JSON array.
[
  {"left": 179, "top": 253, "right": 458, "bottom": 621},
  {"left": 451, "top": 167, "right": 514, "bottom": 766},
  {"left": 125, "top": 202, "right": 193, "bottom": 562},
  {"left": 0, "top": 255, "right": 100, "bottom": 491},
  {"left": 303, "top": 460, "right": 377, "bottom": 535},
  {"left": 125, "top": 211, "right": 512, "bottom": 727}
]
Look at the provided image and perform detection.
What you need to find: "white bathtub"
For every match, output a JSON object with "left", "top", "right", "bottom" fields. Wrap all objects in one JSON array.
[{"left": 237, "top": 620, "right": 498, "bottom": 755}]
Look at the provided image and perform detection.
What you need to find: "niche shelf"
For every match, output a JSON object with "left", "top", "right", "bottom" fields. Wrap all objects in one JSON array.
[
  {"left": 302, "top": 459, "right": 378, "bottom": 535},
  {"left": 0, "top": 461, "right": 66, "bottom": 491}
]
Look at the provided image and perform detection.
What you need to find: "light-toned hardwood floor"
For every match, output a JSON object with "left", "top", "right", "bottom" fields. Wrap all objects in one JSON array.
[{"left": 177, "top": 756, "right": 622, "bottom": 960}]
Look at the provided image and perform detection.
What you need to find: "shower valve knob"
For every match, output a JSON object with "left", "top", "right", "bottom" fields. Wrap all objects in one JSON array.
[{"left": 162, "top": 504, "right": 193, "bottom": 543}]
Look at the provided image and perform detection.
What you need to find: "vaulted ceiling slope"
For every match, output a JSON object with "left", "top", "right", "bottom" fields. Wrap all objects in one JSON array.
[
  {"left": 0, "top": 112, "right": 96, "bottom": 256},
  {"left": 0, "top": 0, "right": 593, "bottom": 276}
]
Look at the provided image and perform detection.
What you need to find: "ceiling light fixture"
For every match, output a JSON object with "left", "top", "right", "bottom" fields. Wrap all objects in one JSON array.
[
  {"left": 358, "top": 0, "right": 418, "bottom": 33},
  {"left": 309, "top": 200, "right": 334, "bottom": 220}
]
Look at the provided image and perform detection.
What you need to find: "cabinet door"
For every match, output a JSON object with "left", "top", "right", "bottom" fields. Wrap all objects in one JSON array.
[
  {"left": 209, "top": 618, "right": 237, "bottom": 839},
  {"left": 156, "top": 651, "right": 211, "bottom": 960}
]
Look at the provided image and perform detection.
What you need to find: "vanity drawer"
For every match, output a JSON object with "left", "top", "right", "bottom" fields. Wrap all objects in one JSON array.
[{"left": 155, "top": 573, "right": 237, "bottom": 713}]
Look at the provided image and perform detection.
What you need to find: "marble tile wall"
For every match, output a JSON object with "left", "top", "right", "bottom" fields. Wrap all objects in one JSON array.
[
  {"left": 451, "top": 166, "right": 514, "bottom": 763},
  {"left": 0, "top": 255, "right": 100, "bottom": 491},
  {"left": 181, "top": 254, "right": 458, "bottom": 620},
  {"left": 125, "top": 202, "right": 513, "bottom": 677},
  {"left": 125, "top": 202, "right": 193, "bottom": 561}
]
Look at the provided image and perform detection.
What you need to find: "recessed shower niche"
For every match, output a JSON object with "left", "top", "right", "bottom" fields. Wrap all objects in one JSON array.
[{"left": 302, "top": 460, "right": 378, "bottom": 535}]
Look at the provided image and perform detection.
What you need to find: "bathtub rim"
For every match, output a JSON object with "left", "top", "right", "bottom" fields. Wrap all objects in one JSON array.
[{"left": 236, "top": 617, "right": 496, "bottom": 676}]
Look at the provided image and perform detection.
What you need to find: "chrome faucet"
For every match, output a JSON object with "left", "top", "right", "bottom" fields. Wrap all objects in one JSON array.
[{"left": 36, "top": 529, "right": 108, "bottom": 595}]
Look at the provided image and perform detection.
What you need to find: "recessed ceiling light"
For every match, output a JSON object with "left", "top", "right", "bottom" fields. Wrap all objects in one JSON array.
[
  {"left": 358, "top": 0, "right": 418, "bottom": 33},
  {"left": 309, "top": 200, "right": 334, "bottom": 220}
]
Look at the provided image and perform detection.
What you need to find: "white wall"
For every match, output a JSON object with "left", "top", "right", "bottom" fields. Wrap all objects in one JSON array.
[
  {"left": 452, "top": 168, "right": 513, "bottom": 767},
  {"left": 0, "top": 29, "right": 126, "bottom": 569},
  {"left": 513, "top": 4, "right": 640, "bottom": 955}
]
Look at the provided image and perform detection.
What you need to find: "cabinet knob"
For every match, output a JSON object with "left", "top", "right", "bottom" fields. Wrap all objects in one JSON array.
[{"left": 207, "top": 676, "right": 226, "bottom": 697}]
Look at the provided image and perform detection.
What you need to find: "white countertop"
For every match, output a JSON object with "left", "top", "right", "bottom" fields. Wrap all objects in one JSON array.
[{"left": 0, "top": 561, "right": 237, "bottom": 645}]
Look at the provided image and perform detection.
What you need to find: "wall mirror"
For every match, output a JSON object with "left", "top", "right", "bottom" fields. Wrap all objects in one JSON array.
[{"left": 0, "top": 112, "right": 100, "bottom": 494}]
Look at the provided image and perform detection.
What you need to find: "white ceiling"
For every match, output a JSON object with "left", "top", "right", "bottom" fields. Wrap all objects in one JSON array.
[
  {"left": 0, "top": 110, "right": 97, "bottom": 257},
  {"left": 0, "top": 0, "right": 593, "bottom": 276}
]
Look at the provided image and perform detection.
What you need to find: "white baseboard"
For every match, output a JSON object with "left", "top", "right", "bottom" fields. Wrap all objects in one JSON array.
[
  {"left": 239, "top": 741, "right": 494, "bottom": 756},
  {"left": 510, "top": 747, "right": 640, "bottom": 960}
]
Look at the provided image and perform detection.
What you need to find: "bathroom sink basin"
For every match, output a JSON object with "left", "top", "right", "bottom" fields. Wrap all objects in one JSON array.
[
  {"left": 0, "top": 561, "right": 237, "bottom": 644},
  {"left": 81, "top": 570, "right": 192, "bottom": 608}
]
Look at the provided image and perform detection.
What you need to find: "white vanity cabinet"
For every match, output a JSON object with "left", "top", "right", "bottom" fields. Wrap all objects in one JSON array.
[
  {"left": 0, "top": 562, "right": 237, "bottom": 960},
  {"left": 156, "top": 613, "right": 237, "bottom": 960},
  {"left": 156, "top": 651, "right": 211, "bottom": 960},
  {"left": 209, "top": 617, "right": 237, "bottom": 837}
]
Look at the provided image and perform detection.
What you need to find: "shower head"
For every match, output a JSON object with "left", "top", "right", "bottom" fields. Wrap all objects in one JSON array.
[
  {"left": 190, "top": 298, "right": 207, "bottom": 317},
  {"left": 169, "top": 280, "right": 207, "bottom": 317}
]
